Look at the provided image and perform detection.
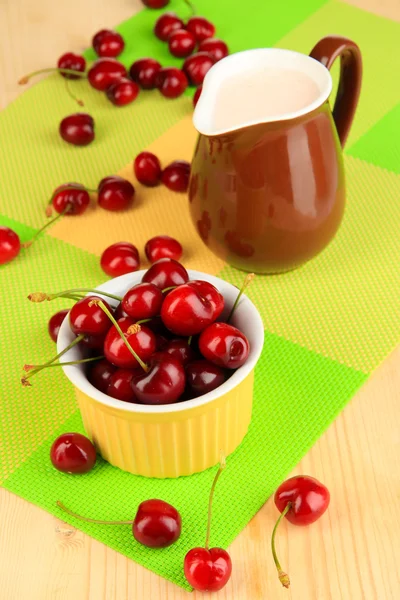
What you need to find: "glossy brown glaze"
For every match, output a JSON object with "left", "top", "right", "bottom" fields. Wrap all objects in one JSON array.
[{"left": 189, "top": 36, "right": 362, "bottom": 274}]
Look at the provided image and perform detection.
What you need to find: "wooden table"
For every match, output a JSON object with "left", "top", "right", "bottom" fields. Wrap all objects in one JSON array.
[{"left": 1, "top": 1, "right": 399, "bottom": 598}]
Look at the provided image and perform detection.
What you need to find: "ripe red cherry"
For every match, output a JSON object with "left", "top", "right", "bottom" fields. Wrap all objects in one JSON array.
[
  {"left": 161, "top": 283, "right": 218, "bottom": 335},
  {"left": 107, "top": 368, "right": 137, "bottom": 402},
  {"left": 81, "top": 332, "right": 108, "bottom": 350},
  {"left": 186, "top": 360, "right": 225, "bottom": 397},
  {"left": 186, "top": 280, "right": 224, "bottom": 320},
  {"left": 131, "top": 354, "right": 185, "bottom": 404},
  {"left": 165, "top": 338, "right": 196, "bottom": 365},
  {"left": 129, "top": 58, "right": 161, "bottom": 89},
  {"left": 98, "top": 176, "right": 135, "bottom": 211},
  {"left": 59, "top": 113, "right": 94, "bottom": 146},
  {"left": 183, "top": 52, "right": 215, "bottom": 86},
  {"left": 184, "top": 547, "right": 232, "bottom": 592},
  {"left": 161, "top": 160, "right": 190, "bottom": 192},
  {"left": 122, "top": 282, "right": 163, "bottom": 320},
  {"left": 0, "top": 226, "right": 21, "bottom": 265},
  {"left": 199, "top": 322, "right": 250, "bottom": 369},
  {"left": 69, "top": 296, "right": 113, "bottom": 337},
  {"left": 52, "top": 183, "right": 90, "bottom": 215},
  {"left": 155, "top": 334, "right": 169, "bottom": 351},
  {"left": 134, "top": 151, "right": 162, "bottom": 186},
  {"left": 106, "top": 78, "right": 139, "bottom": 106},
  {"left": 92, "top": 29, "right": 125, "bottom": 58},
  {"left": 104, "top": 318, "right": 156, "bottom": 368},
  {"left": 142, "top": 257, "right": 189, "bottom": 289},
  {"left": 193, "top": 85, "right": 202, "bottom": 107},
  {"left": 154, "top": 12, "right": 184, "bottom": 42},
  {"left": 57, "top": 52, "right": 86, "bottom": 79},
  {"left": 50, "top": 432, "right": 97, "bottom": 474},
  {"left": 88, "top": 358, "right": 117, "bottom": 393},
  {"left": 48, "top": 309, "right": 69, "bottom": 342},
  {"left": 275, "top": 476, "right": 330, "bottom": 526},
  {"left": 145, "top": 235, "right": 182, "bottom": 263},
  {"left": 168, "top": 29, "right": 196, "bottom": 58},
  {"left": 88, "top": 58, "right": 127, "bottom": 91},
  {"left": 198, "top": 38, "right": 228, "bottom": 62},
  {"left": 133, "top": 499, "right": 181, "bottom": 548},
  {"left": 156, "top": 67, "right": 188, "bottom": 98},
  {"left": 186, "top": 16, "right": 215, "bottom": 42},
  {"left": 101, "top": 242, "right": 140, "bottom": 277},
  {"left": 142, "top": 0, "right": 169, "bottom": 7}
]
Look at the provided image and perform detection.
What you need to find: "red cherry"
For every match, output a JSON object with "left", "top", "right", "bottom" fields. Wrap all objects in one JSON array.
[
  {"left": 129, "top": 58, "right": 161, "bottom": 89},
  {"left": 104, "top": 318, "right": 156, "bottom": 368},
  {"left": 115, "top": 302, "right": 129, "bottom": 320},
  {"left": 122, "top": 282, "right": 163, "bottom": 320},
  {"left": 81, "top": 332, "right": 108, "bottom": 350},
  {"left": 100, "top": 242, "right": 140, "bottom": 277},
  {"left": 57, "top": 52, "right": 86, "bottom": 79},
  {"left": 92, "top": 29, "right": 125, "bottom": 58},
  {"left": 154, "top": 12, "right": 184, "bottom": 42},
  {"left": 134, "top": 151, "right": 162, "bottom": 187},
  {"left": 88, "top": 58, "right": 127, "bottom": 91},
  {"left": 186, "top": 359, "right": 225, "bottom": 397},
  {"left": 98, "top": 176, "right": 135, "bottom": 211},
  {"left": 183, "top": 52, "right": 215, "bottom": 86},
  {"left": 186, "top": 280, "right": 224, "bottom": 320},
  {"left": 142, "top": 0, "right": 170, "bottom": 7},
  {"left": 50, "top": 432, "right": 97, "bottom": 474},
  {"left": 48, "top": 309, "right": 69, "bottom": 342},
  {"left": 198, "top": 38, "right": 228, "bottom": 62},
  {"left": 275, "top": 476, "right": 330, "bottom": 526},
  {"left": 164, "top": 338, "right": 196, "bottom": 365},
  {"left": 0, "top": 226, "right": 21, "bottom": 265},
  {"left": 168, "top": 29, "right": 196, "bottom": 58},
  {"left": 155, "top": 334, "right": 169, "bottom": 351},
  {"left": 156, "top": 67, "right": 188, "bottom": 98},
  {"left": 161, "top": 283, "right": 218, "bottom": 335},
  {"left": 88, "top": 358, "right": 117, "bottom": 393},
  {"left": 193, "top": 85, "right": 202, "bottom": 107},
  {"left": 106, "top": 78, "right": 139, "bottom": 106},
  {"left": 133, "top": 499, "right": 181, "bottom": 548},
  {"left": 52, "top": 183, "right": 90, "bottom": 215},
  {"left": 161, "top": 160, "right": 190, "bottom": 192},
  {"left": 131, "top": 354, "right": 185, "bottom": 404},
  {"left": 107, "top": 368, "right": 138, "bottom": 402},
  {"left": 184, "top": 547, "right": 232, "bottom": 592},
  {"left": 145, "top": 235, "right": 182, "bottom": 263},
  {"left": 59, "top": 113, "right": 94, "bottom": 146},
  {"left": 199, "top": 322, "right": 250, "bottom": 369},
  {"left": 142, "top": 257, "right": 189, "bottom": 289},
  {"left": 186, "top": 16, "right": 215, "bottom": 42},
  {"left": 69, "top": 296, "right": 113, "bottom": 337}
]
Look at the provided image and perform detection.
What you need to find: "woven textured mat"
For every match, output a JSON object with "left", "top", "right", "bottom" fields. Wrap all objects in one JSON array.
[{"left": 0, "top": 0, "right": 399, "bottom": 589}]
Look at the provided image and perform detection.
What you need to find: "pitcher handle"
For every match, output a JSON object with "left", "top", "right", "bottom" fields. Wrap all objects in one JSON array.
[{"left": 310, "top": 36, "right": 362, "bottom": 147}]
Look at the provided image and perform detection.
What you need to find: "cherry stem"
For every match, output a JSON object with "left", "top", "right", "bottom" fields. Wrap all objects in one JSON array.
[
  {"left": 162, "top": 286, "right": 177, "bottom": 293},
  {"left": 136, "top": 318, "right": 152, "bottom": 325},
  {"left": 19, "top": 68, "right": 87, "bottom": 85},
  {"left": 205, "top": 453, "right": 226, "bottom": 550},
  {"left": 49, "top": 185, "right": 98, "bottom": 207},
  {"left": 64, "top": 77, "right": 84, "bottom": 107},
  {"left": 56, "top": 501, "right": 133, "bottom": 525},
  {"left": 226, "top": 273, "right": 255, "bottom": 324},
  {"left": 28, "top": 289, "right": 122, "bottom": 303},
  {"left": 183, "top": 0, "right": 196, "bottom": 16},
  {"left": 271, "top": 502, "right": 291, "bottom": 589},
  {"left": 25, "top": 355, "right": 104, "bottom": 370},
  {"left": 187, "top": 336, "right": 193, "bottom": 346},
  {"left": 96, "top": 300, "right": 150, "bottom": 373},
  {"left": 22, "top": 334, "right": 84, "bottom": 385},
  {"left": 22, "top": 209, "right": 68, "bottom": 248}
]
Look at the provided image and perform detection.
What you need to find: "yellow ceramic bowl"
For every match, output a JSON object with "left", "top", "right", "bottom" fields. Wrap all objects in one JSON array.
[{"left": 57, "top": 270, "right": 264, "bottom": 478}]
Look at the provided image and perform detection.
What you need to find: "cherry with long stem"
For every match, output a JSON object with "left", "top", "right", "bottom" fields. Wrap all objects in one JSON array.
[
  {"left": 47, "top": 184, "right": 97, "bottom": 216},
  {"left": 271, "top": 503, "right": 291, "bottom": 588},
  {"left": 226, "top": 273, "right": 254, "bottom": 323}
]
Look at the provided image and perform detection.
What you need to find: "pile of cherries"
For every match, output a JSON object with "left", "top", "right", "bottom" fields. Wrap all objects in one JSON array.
[{"left": 23, "top": 257, "right": 251, "bottom": 406}]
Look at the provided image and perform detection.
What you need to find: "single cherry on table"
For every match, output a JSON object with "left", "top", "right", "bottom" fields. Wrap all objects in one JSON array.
[
  {"left": 98, "top": 176, "right": 135, "bottom": 211},
  {"left": 51, "top": 183, "right": 91, "bottom": 215},
  {"left": 154, "top": 12, "right": 184, "bottom": 41},
  {"left": 168, "top": 29, "right": 197, "bottom": 58},
  {"left": 106, "top": 78, "right": 140, "bottom": 106},
  {"left": 129, "top": 58, "right": 161, "bottom": 89},
  {"left": 0, "top": 226, "right": 21, "bottom": 265},
  {"left": 156, "top": 67, "right": 188, "bottom": 99},
  {"left": 50, "top": 432, "right": 97, "bottom": 474},
  {"left": 134, "top": 151, "right": 162, "bottom": 186},
  {"left": 57, "top": 52, "right": 86, "bottom": 78},
  {"left": 100, "top": 242, "right": 140, "bottom": 277},
  {"left": 92, "top": 29, "right": 125, "bottom": 58},
  {"left": 161, "top": 160, "right": 190, "bottom": 192},
  {"left": 183, "top": 52, "right": 215, "bottom": 86},
  {"left": 145, "top": 235, "right": 183, "bottom": 263},
  {"left": 48, "top": 309, "right": 69, "bottom": 342},
  {"left": 59, "top": 113, "right": 95, "bottom": 146}
]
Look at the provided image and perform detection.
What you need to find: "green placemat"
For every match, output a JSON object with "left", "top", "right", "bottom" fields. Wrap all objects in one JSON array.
[{"left": 1, "top": 0, "right": 399, "bottom": 590}]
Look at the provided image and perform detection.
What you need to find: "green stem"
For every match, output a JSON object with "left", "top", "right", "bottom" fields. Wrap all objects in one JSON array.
[
  {"left": 26, "top": 356, "right": 104, "bottom": 370},
  {"left": 187, "top": 336, "right": 192, "bottom": 346},
  {"left": 64, "top": 77, "right": 84, "bottom": 107},
  {"left": 57, "top": 501, "right": 133, "bottom": 525},
  {"left": 22, "top": 334, "right": 85, "bottom": 386},
  {"left": 19, "top": 67, "right": 88, "bottom": 85},
  {"left": 162, "top": 286, "right": 177, "bottom": 294},
  {"left": 183, "top": 0, "right": 196, "bottom": 16},
  {"left": 205, "top": 454, "right": 226, "bottom": 550},
  {"left": 22, "top": 209, "right": 67, "bottom": 248},
  {"left": 48, "top": 289, "right": 122, "bottom": 302},
  {"left": 96, "top": 300, "right": 149, "bottom": 372},
  {"left": 271, "top": 503, "right": 291, "bottom": 589},
  {"left": 136, "top": 318, "right": 153, "bottom": 325},
  {"left": 226, "top": 273, "right": 255, "bottom": 323}
]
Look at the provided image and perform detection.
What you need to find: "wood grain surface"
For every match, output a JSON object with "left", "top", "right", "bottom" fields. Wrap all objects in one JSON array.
[{"left": 1, "top": 1, "right": 399, "bottom": 599}]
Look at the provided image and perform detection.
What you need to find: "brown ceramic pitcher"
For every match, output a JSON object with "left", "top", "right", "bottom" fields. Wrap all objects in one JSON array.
[{"left": 189, "top": 36, "right": 362, "bottom": 273}]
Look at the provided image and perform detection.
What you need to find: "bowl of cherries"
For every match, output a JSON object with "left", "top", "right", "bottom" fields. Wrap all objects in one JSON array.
[{"left": 56, "top": 258, "right": 264, "bottom": 478}]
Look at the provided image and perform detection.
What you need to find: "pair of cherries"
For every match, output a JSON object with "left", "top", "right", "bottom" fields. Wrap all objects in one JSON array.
[
  {"left": 49, "top": 177, "right": 135, "bottom": 215},
  {"left": 100, "top": 235, "right": 183, "bottom": 277},
  {"left": 134, "top": 151, "right": 190, "bottom": 191}
]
